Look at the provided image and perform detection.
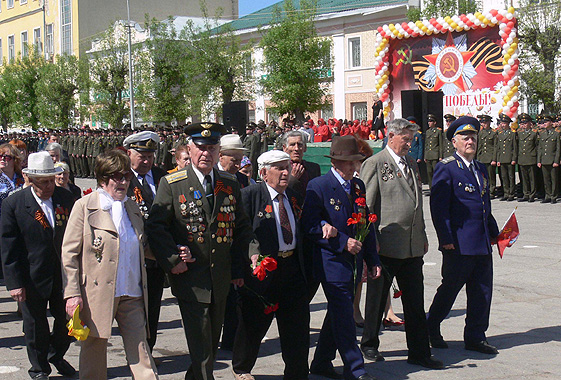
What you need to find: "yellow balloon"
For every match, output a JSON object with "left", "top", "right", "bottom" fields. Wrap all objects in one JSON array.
[
  {"left": 507, "top": 47, "right": 515, "bottom": 55},
  {"left": 512, "top": 86, "right": 518, "bottom": 93},
  {"left": 503, "top": 54, "right": 511, "bottom": 62},
  {"left": 503, "top": 101, "right": 507, "bottom": 107},
  {"left": 508, "top": 6, "right": 515, "bottom": 14},
  {"left": 384, "top": 110, "right": 388, "bottom": 117}
]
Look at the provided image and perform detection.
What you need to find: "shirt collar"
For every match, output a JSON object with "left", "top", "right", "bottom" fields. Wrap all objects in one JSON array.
[
  {"left": 30, "top": 186, "right": 52, "bottom": 206},
  {"left": 265, "top": 182, "right": 284, "bottom": 201},
  {"left": 131, "top": 168, "right": 153, "bottom": 181},
  {"left": 330, "top": 167, "right": 347, "bottom": 187},
  {"left": 386, "top": 145, "right": 404, "bottom": 166},
  {"left": 456, "top": 152, "right": 474, "bottom": 169},
  {"left": 97, "top": 188, "right": 127, "bottom": 210},
  {"left": 191, "top": 165, "right": 214, "bottom": 187}
]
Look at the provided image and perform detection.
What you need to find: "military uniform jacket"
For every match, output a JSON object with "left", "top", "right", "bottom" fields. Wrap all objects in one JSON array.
[
  {"left": 495, "top": 130, "right": 518, "bottom": 163},
  {"left": 517, "top": 130, "right": 538, "bottom": 165},
  {"left": 537, "top": 130, "right": 561, "bottom": 165},
  {"left": 476, "top": 128, "right": 497, "bottom": 163},
  {"left": 77, "top": 136, "right": 86, "bottom": 155},
  {"left": 424, "top": 127, "right": 443, "bottom": 160},
  {"left": 442, "top": 135, "right": 456, "bottom": 157},
  {"left": 408, "top": 132, "right": 424, "bottom": 161},
  {"left": 147, "top": 165, "right": 253, "bottom": 304},
  {"left": 430, "top": 154, "right": 499, "bottom": 255}
]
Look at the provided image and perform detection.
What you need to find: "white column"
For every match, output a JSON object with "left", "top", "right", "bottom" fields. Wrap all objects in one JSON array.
[
  {"left": 253, "top": 48, "right": 266, "bottom": 122},
  {"left": 332, "top": 34, "right": 345, "bottom": 119}
]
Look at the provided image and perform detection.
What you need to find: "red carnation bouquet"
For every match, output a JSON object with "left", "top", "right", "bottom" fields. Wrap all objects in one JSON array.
[
  {"left": 243, "top": 254, "right": 279, "bottom": 314},
  {"left": 346, "top": 197, "right": 377, "bottom": 242}
]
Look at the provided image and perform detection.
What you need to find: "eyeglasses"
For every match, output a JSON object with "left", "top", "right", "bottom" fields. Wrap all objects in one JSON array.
[
  {"left": 109, "top": 171, "right": 134, "bottom": 183},
  {"left": 0, "top": 154, "right": 13, "bottom": 161}
]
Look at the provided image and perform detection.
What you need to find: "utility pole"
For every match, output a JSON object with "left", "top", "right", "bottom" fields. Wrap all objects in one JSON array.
[{"left": 126, "top": 0, "right": 136, "bottom": 129}]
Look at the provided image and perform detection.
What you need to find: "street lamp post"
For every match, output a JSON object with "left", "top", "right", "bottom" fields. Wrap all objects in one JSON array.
[{"left": 126, "top": 0, "right": 136, "bottom": 129}]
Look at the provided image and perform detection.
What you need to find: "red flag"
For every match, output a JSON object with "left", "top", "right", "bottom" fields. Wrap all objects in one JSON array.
[{"left": 496, "top": 209, "right": 519, "bottom": 258}]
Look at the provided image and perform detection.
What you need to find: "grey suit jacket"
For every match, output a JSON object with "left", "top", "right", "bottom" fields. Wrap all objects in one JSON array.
[{"left": 360, "top": 147, "right": 428, "bottom": 259}]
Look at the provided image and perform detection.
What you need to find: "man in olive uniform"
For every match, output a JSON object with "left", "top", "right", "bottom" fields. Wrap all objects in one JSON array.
[
  {"left": 243, "top": 123, "right": 261, "bottom": 179},
  {"left": 77, "top": 129, "right": 88, "bottom": 178},
  {"left": 424, "top": 114, "right": 443, "bottom": 189},
  {"left": 66, "top": 130, "right": 76, "bottom": 176},
  {"left": 477, "top": 115, "right": 498, "bottom": 198},
  {"left": 517, "top": 113, "right": 538, "bottom": 202},
  {"left": 495, "top": 114, "right": 518, "bottom": 201},
  {"left": 442, "top": 115, "right": 457, "bottom": 158},
  {"left": 537, "top": 115, "right": 560, "bottom": 204},
  {"left": 92, "top": 130, "right": 105, "bottom": 166},
  {"left": 147, "top": 122, "right": 253, "bottom": 380},
  {"left": 85, "top": 130, "right": 95, "bottom": 178}
]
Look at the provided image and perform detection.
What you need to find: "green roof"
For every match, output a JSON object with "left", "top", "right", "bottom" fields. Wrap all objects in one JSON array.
[{"left": 226, "top": 0, "right": 407, "bottom": 32}]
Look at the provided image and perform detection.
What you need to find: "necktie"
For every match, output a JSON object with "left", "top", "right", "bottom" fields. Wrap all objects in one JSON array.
[
  {"left": 400, "top": 157, "right": 415, "bottom": 190},
  {"left": 277, "top": 194, "right": 293, "bottom": 245},
  {"left": 343, "top": 180, "right": 351, "bottom": 194},
  {"left": 204, "top": 175, "right": 214, "bottom": 210},
  {"left": 469, "top": 164, "right": 480, "bottom": 189},
  {"left": 140, "top": 175, "right": 153, "bottom": 204}
]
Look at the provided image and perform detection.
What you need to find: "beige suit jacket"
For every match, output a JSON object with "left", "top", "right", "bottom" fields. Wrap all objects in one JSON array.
[
  {"left": 61, "top": 191, "right": 149, "bottom": 339},
  {"left": 360, "top": 147, "right": 428, "bottom": 259}
]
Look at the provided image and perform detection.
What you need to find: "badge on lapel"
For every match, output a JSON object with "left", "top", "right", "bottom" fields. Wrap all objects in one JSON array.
[{"left": 93, "top": 236, "right": 103, "bottom": 263}]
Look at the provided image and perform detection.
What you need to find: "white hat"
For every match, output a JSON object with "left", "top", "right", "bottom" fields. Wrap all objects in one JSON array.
[
  {"left": 257, "top": 150, "right": 290, "bottom": 168},
  {"left": 22, "top": 151, "right": 63, "bottom": 177},
  {"left": 220, "top": 134, "right": 246, "bottom": 152},
  {"left": 123, "top": 131, "right": 159, "bottom": 151}
]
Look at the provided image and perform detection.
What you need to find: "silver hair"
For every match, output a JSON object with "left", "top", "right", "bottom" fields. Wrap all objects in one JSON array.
[
  {"left": 387, "top": 118, "right": 419, "bottom": 135},
  {"left": 258, "top": 164, "right": 271, "bottom": 180},
  {"left": 281, "top": 130, "right": 308, "bottom": 150},
  {"left": 54, "top": 161, "right": 70, "bottom": 172},
  {"left": 45, "top": 142, "right": 63, "bottom": 155}
]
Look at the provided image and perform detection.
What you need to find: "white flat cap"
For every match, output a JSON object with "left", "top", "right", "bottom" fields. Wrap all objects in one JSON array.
[
  {"left": 257, "top": 150, "right": 290, "bottom": 167},
  {"left": 123, "top": 131, "right": 159, "bottom": 151}
]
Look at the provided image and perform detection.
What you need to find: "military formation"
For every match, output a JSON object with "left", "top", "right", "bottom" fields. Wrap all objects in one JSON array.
[{"left": 422, "top": 112, "right": 561, "bottom": 204}]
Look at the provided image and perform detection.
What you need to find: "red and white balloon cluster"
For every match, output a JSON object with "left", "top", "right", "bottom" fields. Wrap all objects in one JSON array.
[{"left": 372, "top": 7, "right": 518, "bottom": 119}]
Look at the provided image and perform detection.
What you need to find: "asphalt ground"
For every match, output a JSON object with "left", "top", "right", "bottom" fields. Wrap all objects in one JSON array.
[{"left": 1, "top": 178, "right": 560, "bottom": 379}]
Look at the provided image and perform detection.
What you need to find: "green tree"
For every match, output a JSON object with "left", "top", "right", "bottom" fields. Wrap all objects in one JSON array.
[
  {"left": 35, "top": 54, "right": 90, "bottom": 129},
  {"left": 518, "top": 0, "right": 561, "bottom": 114},
  {"left": 407, "top": 0, "right": 480, "bottom": 21},
  {"left": 0, "top": 68, "right": 17, "bottom": 131},
  {"left": 259, "top": 0, "right": 332, "bottom": 121},
  {"left": 88, "top": 23, "right": 132, "bottom": 129}
]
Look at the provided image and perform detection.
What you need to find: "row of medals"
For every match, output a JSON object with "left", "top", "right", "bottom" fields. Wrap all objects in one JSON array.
[
  {"left": 131, "top": 196, "right": 150, "bottom": 219},
  {"left": 180, "top": 194, "right": 237, "bottom": 244}
]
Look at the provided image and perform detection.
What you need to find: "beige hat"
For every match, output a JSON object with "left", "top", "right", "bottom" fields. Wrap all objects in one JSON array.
[
  {"left": 220, "top": 134, "right": 246, "bottom": 152},
  {"left": 22, "top": 151, "right": 63, "bottom": 177}
]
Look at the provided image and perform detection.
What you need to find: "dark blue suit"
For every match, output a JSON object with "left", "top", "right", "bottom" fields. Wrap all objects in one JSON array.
[
  {"left": 428, "top": 153, "right": 500, "bottom": 344},
  {"left": 408, "top": 131, "right": 424, "bottom": 162},
  {"left": 303, "top": 169, "right": 379, "bottom": 380}
]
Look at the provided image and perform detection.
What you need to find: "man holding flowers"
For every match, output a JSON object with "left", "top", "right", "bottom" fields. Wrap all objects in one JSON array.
[
  {"left": 303, "top": 136, "right": 381, "bottom": 380},
  {"left": 231, "top": 150, "right": 310, "bottom": 380},
  {"left": 359, "top": 118, "right": 443, "bottom": 369}
]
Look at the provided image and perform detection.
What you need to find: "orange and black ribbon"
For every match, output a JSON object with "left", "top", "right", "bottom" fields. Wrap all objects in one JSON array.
[
  {"left": 133, "top": 187, "right": 144, "bottom": 203},
  {"left": 35, "top": 210, "right": 49, "bottom": 229}
]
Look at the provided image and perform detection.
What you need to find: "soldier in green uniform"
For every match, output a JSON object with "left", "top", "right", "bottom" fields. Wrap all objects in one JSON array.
[
  {"left": 424, "top": 113, "right": 443, "bottom": 189},
  {"left": 85, "top": 129, "right": 95, "bottom": 178},
  {"left": 476, "top": 115, "right": 498, "bottom": 198},
  {"left": 442, "top": 114, "right": 457, "bottom": 158},
  {"left": 92, "top": 130, "right": 105, "bottom": 165},
  {"left": 77, "top": 129, "right": 87, "bottom": 178},
  {"left": 537, "top": 115, "right": 560, "bottom": 203},
  {"left": 147, "top": 122, "right": 253, "bottom": 380},
  {"left": 495, "top": 114, "right": 518, "bottom": 201},
  {"left": 516, "top": 113, "right": 538, "bottom": 202}
]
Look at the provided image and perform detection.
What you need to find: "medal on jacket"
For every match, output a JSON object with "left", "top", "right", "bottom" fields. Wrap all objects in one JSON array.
[{"left": 93, "top": 236, "right": 103, "bottom": 263}]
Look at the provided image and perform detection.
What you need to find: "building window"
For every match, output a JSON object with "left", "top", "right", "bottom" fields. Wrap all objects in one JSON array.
[
  {"left": 348, "top": 37, "right": 361, "bottom": 68},
  {"left": 321, "top": 104, "right": 333, "bottom": 120},
  {"left": 61, "top": 0, "right": 72, "bottom": 55},
  {"left": 34, "top": 28, "right": 41, "bottom": 54},
  {"left": 8, "top": 35, "right": 15, "bottom": 63},
  {"left": 46, "top": 24, "right": 54, "bottom": 57},
  {"left": 249, "top": 109, "right": 256, "bottom": 123},
  {"left": 7, "top": 0, "right": 14, "bottom": 9},
  {"left": 352, "top": 102, "right": 367, "bottom": 121},
  {"left": 21, "top": 31, "right": 29, "bottom": 57},
  {"left": 243, "top": 52, "right": 253, "bottom": 79},
  {"left": 21, "top": 0, "right": 28, "bottom": 4}
]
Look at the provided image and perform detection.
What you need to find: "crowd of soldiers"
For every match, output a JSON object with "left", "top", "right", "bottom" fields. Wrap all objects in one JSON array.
[{"left": 421, "top": 112, "right": 561, "bottom": 203}]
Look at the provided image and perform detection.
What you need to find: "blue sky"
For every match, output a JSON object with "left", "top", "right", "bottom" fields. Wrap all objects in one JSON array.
[{"left": 239, "top": 0, "right": 280, "bottom": 17}]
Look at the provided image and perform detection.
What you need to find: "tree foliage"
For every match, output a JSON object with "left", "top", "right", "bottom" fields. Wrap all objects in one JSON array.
[
  {"left": 518, "top": 0, "right": 561, "bottom": 113},
  {"left": 35, "top": 54, "right": 90, "bottom": 129},
  {"left": 407, "top": 0, "right": 480, "bottom": 21},
  {"left": 259, "top": 0, "right": 332, "bottom": 121}
]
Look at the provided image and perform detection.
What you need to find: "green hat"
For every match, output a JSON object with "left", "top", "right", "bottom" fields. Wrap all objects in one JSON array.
[
  {"left": 497, "top": 114, "right": 513, "bottom": 124},
  {"left": 444, "top": 114, "right": 456, "bottom": 122},
  {"left": 478, "top": 114, "right": 493, "bottom": 123},
  {"left": 184, "top": 122, "right": 227, "bottom": 145},
  {"left": 517, "top": 113, "right": 533, "bottom": 124},
  {"left": 427, "top": 114, "right": 437, "bottom": 122}
]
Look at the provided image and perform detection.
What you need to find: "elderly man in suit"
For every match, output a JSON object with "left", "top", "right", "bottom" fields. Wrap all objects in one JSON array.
[
  {"left": 428, "top": 116, "right": 500, "bottom": 355},
  {"left": 231, "top": 150, "right": 309, "bottom": 380},
  {"left": 303, "top": 136, "right": 381, "bottom": 380},
  {"left": 282, "top": 130, "right": 321, "bottom": 199},
  {"left": 147, "top": 122, "right": 253, "bottom": 380},
  {"left": 1, "top": 152, "right": 75, "bottom": 380},
  {"left": 359, "top": 119, "right": 443, "bottom": 369},
  {"left": 124, "top": 131, "right": 168, "bottom": 357}
]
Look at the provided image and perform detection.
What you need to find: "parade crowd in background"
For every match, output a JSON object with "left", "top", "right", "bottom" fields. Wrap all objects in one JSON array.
[{"left": 0, "top": 109, "right": 557, "bottom": 380}]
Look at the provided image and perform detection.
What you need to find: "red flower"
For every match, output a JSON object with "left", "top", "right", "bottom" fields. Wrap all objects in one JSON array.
[
  {"left": 368, "top": 214, "right": 378, "bottom": 223},
  {"left": 264, "top": 303, "right": 279, "bottom": 314},
  {"left": 347, "top": 218, "right": 358, "bottom": 225},
  {"left": 253, "top": 265, "right": 267, "bottom": 281},
  {"left": 355, "top": 197, "right": 366, "bottom": 207},
  {"left": 261, "top": 257, "right": 277, "bottom": 272},
  {"left": 393, "top": 290, "right": 402, "bottom": 299},
  {"left": 83, "top": 188, "right": 93, "bottom": 195}
]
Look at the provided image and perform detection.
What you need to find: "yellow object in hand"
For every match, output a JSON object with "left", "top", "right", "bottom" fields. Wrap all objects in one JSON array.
[{"left": 67, "top": 305, "right": 90, "bottom": 341}]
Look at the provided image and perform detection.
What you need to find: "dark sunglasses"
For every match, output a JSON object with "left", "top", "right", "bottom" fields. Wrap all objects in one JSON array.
[
  {"left": 0, "top": 154, "right": 13, "bottom": 161},
  {"left": 109, "top": 171, "right": 134, "bottom": 182}
]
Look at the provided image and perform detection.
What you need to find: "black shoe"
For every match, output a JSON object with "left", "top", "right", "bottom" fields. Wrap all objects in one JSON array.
[
  {"left": 489, "top": 194, "right": 496, "bottom": 199},
  {"left": 541, "top": 198, "right": 551, "bottom": 204},
  {"left": 31, "top": 374, "right": 49, "bottom": 380},
  {"left": 362, "top": 348, "right": 385, "bottom": 362},
  {"left": 429, "top": 335, "right": 448, "bottom": 349},
  {"left": 310, "top": 365, "right": 344, "bottom": 379},
  {"left": 357, "top": 374, "right": 378, "bottom": 380},
  {"left": 528, "top": 197, "right": 535, "bottom": 203},
  {"left": 50, "top": 359, "right": 76, "bottom": 377},
  {"left": 552, "top": 199, "right": 558, "bottom": 204},
  {"left": 500, "top": 197, "right": 507, "bottom": 201},
  {"left": 407, "top": 355, "right": 444, "bottom": 369},
  {"left": 507, "top": 197, "right": 515, "bottom": 201},
  {"left": 518, "top": 197, "right": 528, "bottom": 202},
  {"left": 465, "top": 340, "right": 499, "bottom": 355}
]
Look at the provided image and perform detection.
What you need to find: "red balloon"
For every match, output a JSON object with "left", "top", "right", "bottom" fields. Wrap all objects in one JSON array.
[
  {"left": 514, "top": 101, "right": 520, "bottom": 108},
  {"left": 508, "top": 69, "right": 515, "bottom": 78},
  {"left": 504, "top": 27, "right": 511, "bottom": 35},
  {"left": 507, "top": 21, "right": 514, "bottom": 28},
  {"left": 496, "top": 14, "right": 504, "bottom": 21},
  {"left": 490, "top": 9, "right": 498, "bottom": 16},
  {"left": 380, "top": 93, "right": 388, "bottom": 102},
  {"left": 506, "top": 110, "right": 514, "bottom": 118},
  {"left": 510, "top": 106, "right": 517, "bottom": 113},
  {"left": 377, "top": 26, "right": 384, "bottom": 33}
]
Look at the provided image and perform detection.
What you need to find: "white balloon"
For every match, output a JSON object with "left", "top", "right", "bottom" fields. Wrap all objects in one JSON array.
[
  {"left": 504, "top": 64, "right": 511, "bottom": 72},
  {"left": 499, "top": 23, "right": 506, "bottom": 30},
  {"left": 506, "top": 13, "right": 513, "bottom": 20},
  {"left": 474, "top": 19, "right": 481, "bottom": 26},
  {"left": 508, "top": 58, "right": 514, "bottom": 65},
  {"left": 382, "top": 84, "right": 388, "bottom": 91},
  {"left": 511, "top": 95, "right": 518, "bottom": 103},
  {"left": 491, "top": 17, "right": 498, "bottom": 24},
  {"left": 508, "top": 79, "right": 515, "bottom": 87},
  {"left": 507, "top": 100, "right": 513, "bottom": 108}
]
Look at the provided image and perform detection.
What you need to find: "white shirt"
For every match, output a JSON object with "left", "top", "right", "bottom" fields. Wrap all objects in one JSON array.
[
  {"left": 98, "top": 189, "right": 142, "bottom": 298},
  {"left": 265, "top": 183, "right": 297, "bottom": 251},
  {"left": 132, "top": 168, "right": 156, "bottom": 198},
  {"left": 31, "top": 187, "right": 55, "bottom": 228},
  {"left": 192, "top": 165, "right": 215, "bottom": 189},
  {"left": 386, "top": 146, "right": 408, "bottom": 177},
  {"left": 457, "top": 153, "right": 481, "bottom": 187}
]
